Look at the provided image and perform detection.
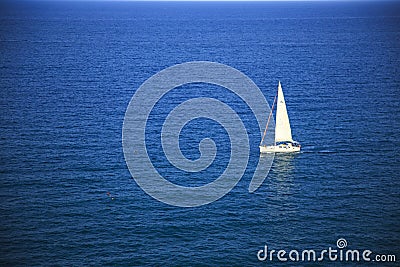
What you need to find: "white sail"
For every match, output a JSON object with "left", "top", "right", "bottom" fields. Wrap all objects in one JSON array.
[{"left": 274, "top": 81, "right": 293, "bottom": 143}]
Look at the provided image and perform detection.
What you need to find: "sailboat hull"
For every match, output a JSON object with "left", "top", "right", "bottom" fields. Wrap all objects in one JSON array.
[{"left": 259, "top": 142, "right": 300, "bottom": 153}]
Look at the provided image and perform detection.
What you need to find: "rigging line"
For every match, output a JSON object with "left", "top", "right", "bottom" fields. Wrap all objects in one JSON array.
[{"left": 260, "top": 85, "right": 279, "bottom": 146}]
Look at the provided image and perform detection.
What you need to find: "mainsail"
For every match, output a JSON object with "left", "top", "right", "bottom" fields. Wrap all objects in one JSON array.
[{"left": 274, "top": 81, "right": 293, "bottom": 143}]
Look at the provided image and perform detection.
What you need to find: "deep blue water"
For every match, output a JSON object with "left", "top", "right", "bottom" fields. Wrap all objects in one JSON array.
[{"left": 1, "top": 1, "right": 400, "bottom": 266}]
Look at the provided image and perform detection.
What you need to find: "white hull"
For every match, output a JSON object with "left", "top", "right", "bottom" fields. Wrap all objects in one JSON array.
[{"left": 259, "top": 143, "right": 300, "bottom": 153}]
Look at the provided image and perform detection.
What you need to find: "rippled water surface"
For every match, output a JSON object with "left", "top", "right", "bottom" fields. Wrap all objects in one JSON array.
[{"left": 1, "top": 1, "right": 399, "bottom": 265}]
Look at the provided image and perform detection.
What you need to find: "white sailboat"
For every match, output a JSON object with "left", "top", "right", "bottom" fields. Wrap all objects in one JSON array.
[{"left": 259, "top": 81, "right": 301, "bottom": 153}]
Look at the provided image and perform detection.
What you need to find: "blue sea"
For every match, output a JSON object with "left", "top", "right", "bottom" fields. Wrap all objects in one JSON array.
[{"left": 1, "top": 1, "right": 399, "bottom": 266}]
